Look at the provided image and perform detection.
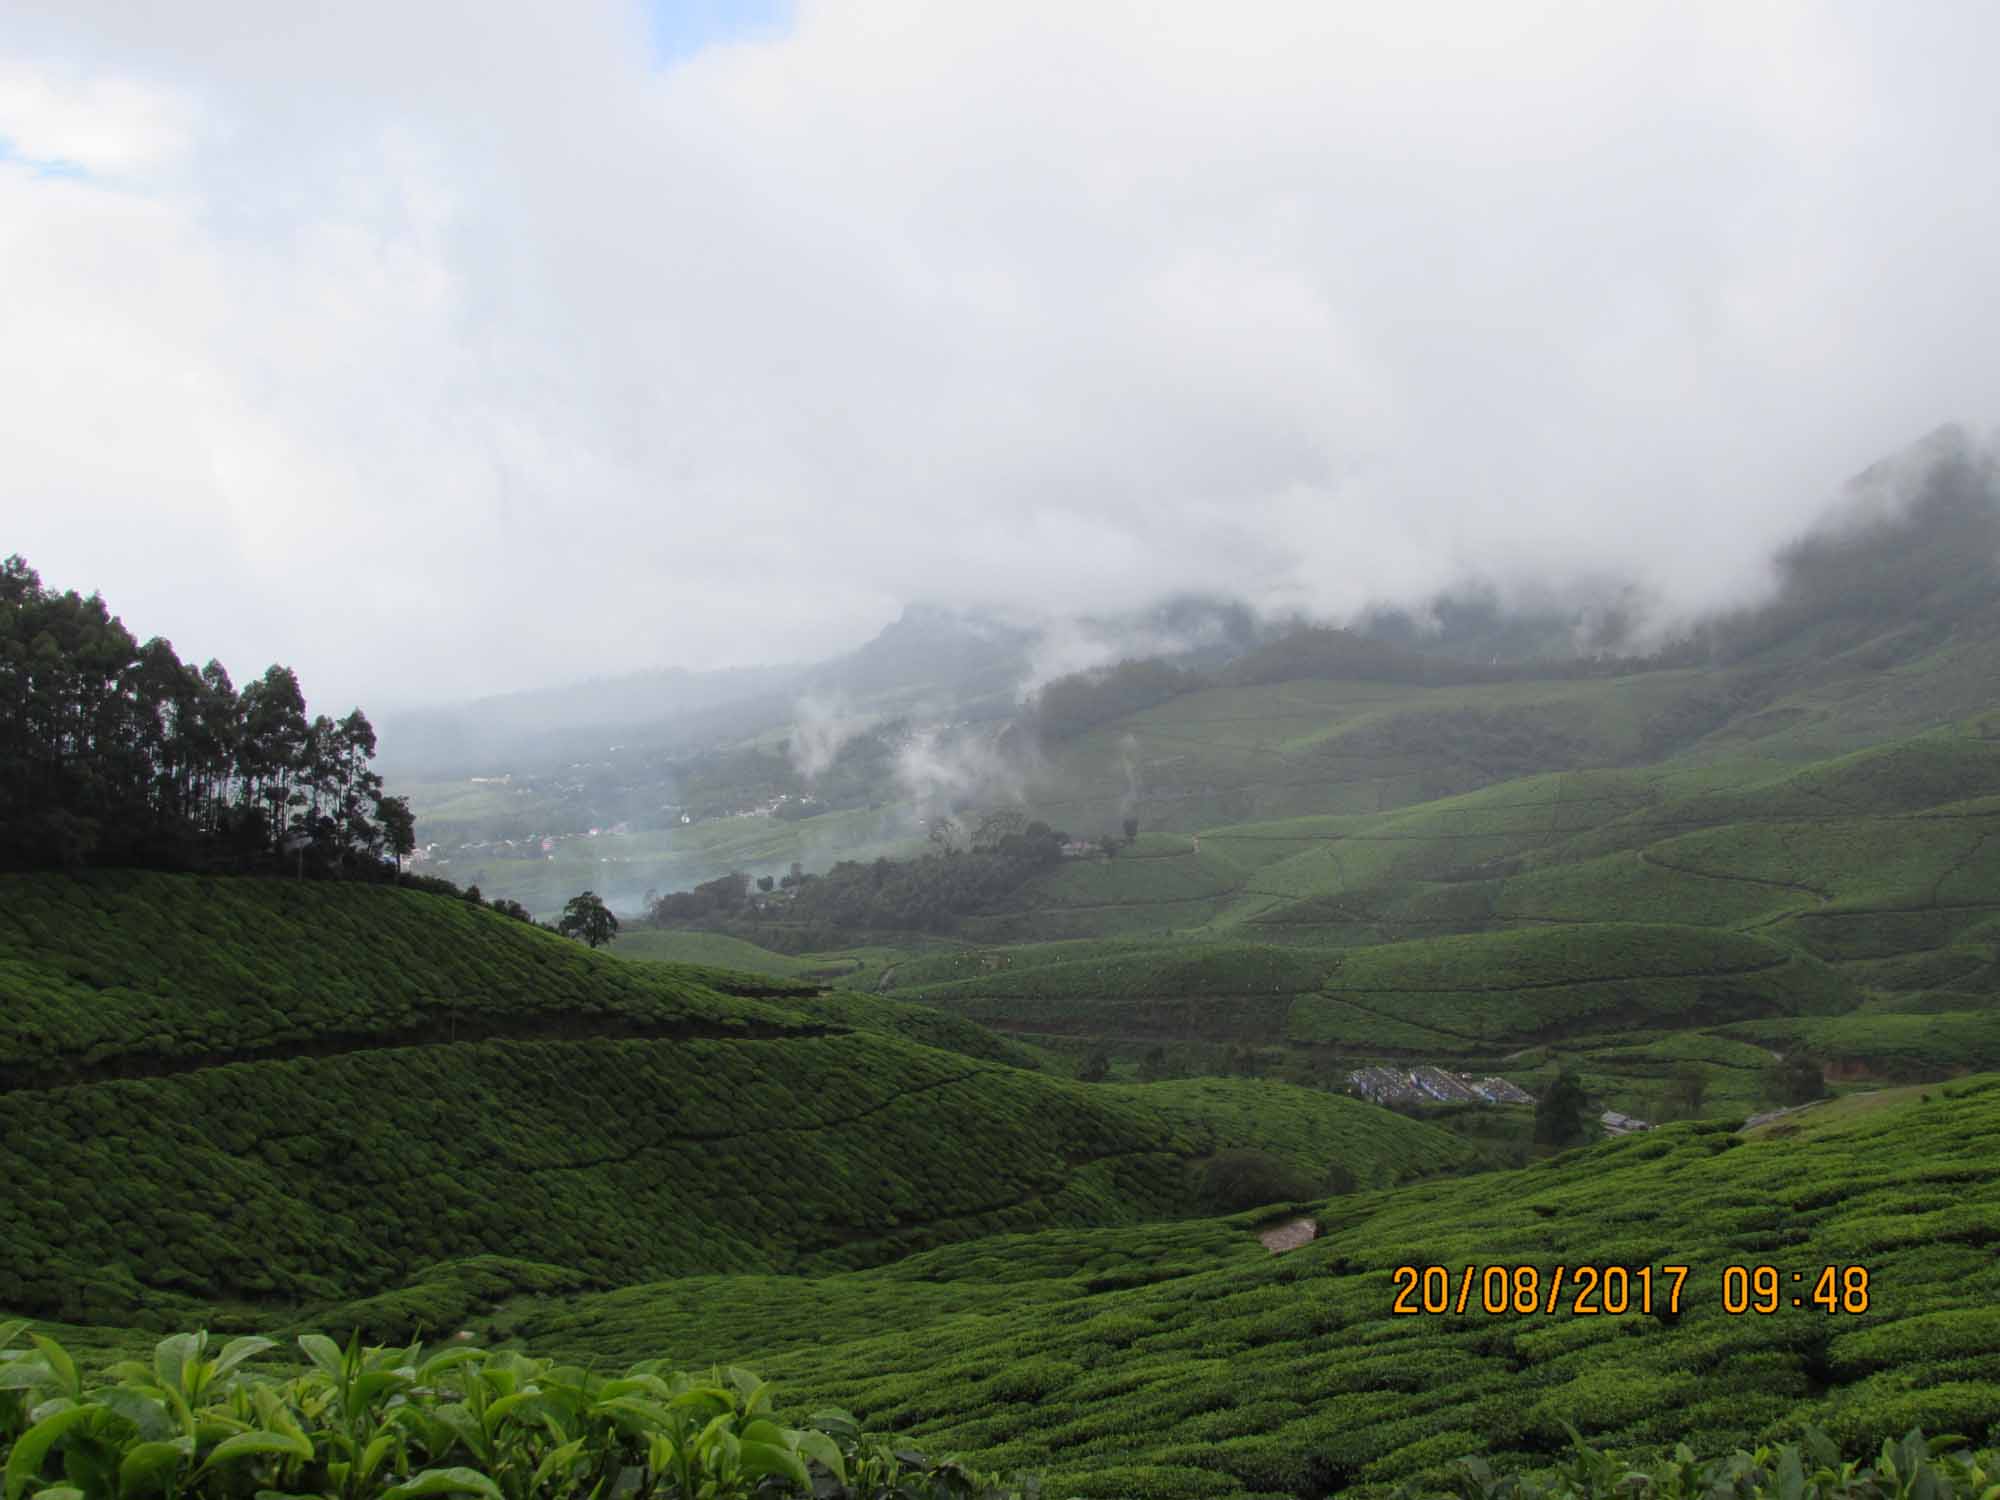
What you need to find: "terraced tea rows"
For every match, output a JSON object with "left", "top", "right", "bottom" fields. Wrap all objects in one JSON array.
[
  {"left": 0, "top": 872, "right": 1476, "bottom": 1332},
  {"left": 509, "top": 1079, "right": 2000, "bottom": 1499}
]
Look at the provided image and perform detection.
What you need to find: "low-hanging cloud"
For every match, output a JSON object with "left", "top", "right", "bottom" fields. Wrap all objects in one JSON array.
[
  {"left": 7, "top": 1, "right": 2000, "bottom": 712},
  {"left": 786, "top": 692, "right": 875, "bottom": 780},
  {"left": 1017, "top": 608, "right": 1246, "bottom": 702},
  {"left": 894, "top": 723, "right": 1027, "bottom": 823}
]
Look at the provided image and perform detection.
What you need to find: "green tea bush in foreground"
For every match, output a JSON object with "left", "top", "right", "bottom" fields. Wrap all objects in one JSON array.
[
  {"left": 0, "top": 1324, "right": 1054, "bottom": 1500},
  {"left": 5, "top": 1326, "right": 1996, "bottom": 1500}
]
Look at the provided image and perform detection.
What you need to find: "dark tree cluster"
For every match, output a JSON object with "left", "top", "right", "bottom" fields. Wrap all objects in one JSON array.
[
  {"left": 775, "top": 821, "right": 1067, "bottom": 934},
  {"left": 1196, "top": 1149, "right": 1327, "bottom": 1212},
  {"left": 645, "top": 819, "right": 1070, "bottom": 939},
  {"left": 1030, "top": 658, "right": 1201, "bottom": 742},
  {"left": 0, "top": 555, "right": 414, "bottom": 877},
  {"left": 646, "top": 870, "right": 754, "bottom": 924},
  {"left": 1533, "top": 1068, "right": 1590, "bottom": 1147},
  {"left": 1761, "top": 1051, "right": 1828, "bottom": 1108}
]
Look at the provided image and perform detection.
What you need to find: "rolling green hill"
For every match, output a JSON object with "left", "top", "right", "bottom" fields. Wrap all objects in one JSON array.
[
  {"left": 0, "top": 872, "right": 1477, "bottom": 1331},
  {"left": 878, "top": 922, "right": 1860, "bottom": 1118},
  {"left": 609, "top": 927, "right": 823, "bottom": 978},
  {"left": 1291, "top": 925, "right": 1849, "bottom": 1054},
  {"left": 891, "top": 943, "right": 1340, "bottom": 1046},
  {"left": 11, "top": 437, "right": 2000, "bottom": 1497},
  {"left": 842, "top": 720, "right": 2000, "bottom": 1096},
  {"left": 491, "top": 1077, "right": 2000, "bottom": 1498}
]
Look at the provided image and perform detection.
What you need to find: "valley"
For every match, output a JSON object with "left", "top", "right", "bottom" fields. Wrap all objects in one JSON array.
[{"left": 7, "top": 433, "right": 2000, "bottom": 1497}]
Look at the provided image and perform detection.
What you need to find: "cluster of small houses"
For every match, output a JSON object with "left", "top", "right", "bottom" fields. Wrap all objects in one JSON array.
[{"left": 1345, "top": 1066, "right": 1651, "bottom": 1135}]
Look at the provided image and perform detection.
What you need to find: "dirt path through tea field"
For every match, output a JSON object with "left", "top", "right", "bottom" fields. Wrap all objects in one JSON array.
[{"left": 1259, "top": 1216, "right": 1319, "bottom": 1253}]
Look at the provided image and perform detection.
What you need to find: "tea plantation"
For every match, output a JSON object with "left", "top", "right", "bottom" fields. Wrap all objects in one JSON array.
[
  {"left": 497, "top": 1077, "right": 2000, "bottom": 1498},
  {"left": 3, "top": 1322, "right": 1993, "bottom": 1500},
  {"left": 10, "top": 712, "right": 2000, "bottom": 1495},
  {"left": 19, "top": 867, "right": 1995, "bottom": 1497},
  {"left": 0, "top": 872, "right": 1477, "bottom": 1333},
  {"left": 825, "top": 720, "right": 2000, "bottom": 1122}
]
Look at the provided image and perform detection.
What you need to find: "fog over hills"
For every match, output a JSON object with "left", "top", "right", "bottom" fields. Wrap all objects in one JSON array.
[
  {"left": 393, "top": 423, "right": 2000, "bottom": 774},
  {"left": 15, "top": 2, "right": 2000, "bottom": 713},
  {"left": 387, "top": 424, "right": 2000, "bottom": 916},
  {"left": 14, "top": 6, "right": 2000, "bottom": 1490}
]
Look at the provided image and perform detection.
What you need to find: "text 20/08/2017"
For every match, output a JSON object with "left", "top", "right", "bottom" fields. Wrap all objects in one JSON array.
[{"left": 1390, "top": 1265, "right": 1873, "bottom": 1316}]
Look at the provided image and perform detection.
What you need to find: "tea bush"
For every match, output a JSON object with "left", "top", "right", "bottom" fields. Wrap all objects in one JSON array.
[
  {"left": 0, "top": 1324, "right": 1056, "bottom": 1500},
  {"left": 510, "top": 1079, "right": 2000, "bottom": 1496}
]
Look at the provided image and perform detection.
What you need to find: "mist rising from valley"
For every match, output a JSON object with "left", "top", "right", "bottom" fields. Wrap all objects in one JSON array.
[{"left": 391, "top": 425, "right": 2000, "bottom": 918}]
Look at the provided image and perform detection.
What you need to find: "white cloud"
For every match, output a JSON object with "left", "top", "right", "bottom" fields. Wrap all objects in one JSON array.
[
  {"left": 0, "top": 63, "right": 196, "bottom": 173},
  {"left": 4, "top": 0, "right": 1998, "bottom": 711}
]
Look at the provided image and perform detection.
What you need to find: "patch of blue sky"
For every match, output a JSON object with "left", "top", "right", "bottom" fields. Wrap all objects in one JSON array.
[
  {"left": 646, "top": 0, "right": 793, "bottom": 65},
  {"left": 0, "top": 139, "right": 89, "bottom": 180}
]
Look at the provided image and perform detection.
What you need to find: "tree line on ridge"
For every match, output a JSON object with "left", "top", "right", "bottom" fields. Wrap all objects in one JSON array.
[{"left": 0, "top": 554, "right": 414, "bottom": 877}]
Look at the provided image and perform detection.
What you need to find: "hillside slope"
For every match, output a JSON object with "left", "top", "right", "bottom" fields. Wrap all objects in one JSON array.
[
  {"left": 0, "top": 873, "right": 1477, "bottom": 1327},
  {"left": 512, "top": 1076, "right": 2000, "bottom": 1499}
]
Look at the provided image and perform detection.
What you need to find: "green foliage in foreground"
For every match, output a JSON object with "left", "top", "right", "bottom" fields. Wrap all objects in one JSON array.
[
  {"left": 10, "top": 1328, "right": 1992, "bottom": 1500},
  {"left": 0, "top": 1324, "right": 1048, "bottom": 1500}
]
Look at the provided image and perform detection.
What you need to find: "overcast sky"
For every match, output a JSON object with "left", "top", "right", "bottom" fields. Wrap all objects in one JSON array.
[{"left": 5, "top": 1, "right": 1997, "bottom": 709}]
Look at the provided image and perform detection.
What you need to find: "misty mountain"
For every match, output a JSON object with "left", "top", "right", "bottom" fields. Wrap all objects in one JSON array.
[
  {"left": 795, "top": 603, "right": 1037, "bottom": 715},
  {"left": 1355, "top": 586, "right": 1640, "bottom": 663},
  {"left": 373, "top": 607, "right": 1037, "bottom": 780},
  {"left": 1700, "top": 424, "right": 2000, "bottom": 668},
  {"left": 382, "top": 596, "right": 1274, "bottom": 780},
  {"left": 375, "top": 662, "right": 810, "bottom": 778}
]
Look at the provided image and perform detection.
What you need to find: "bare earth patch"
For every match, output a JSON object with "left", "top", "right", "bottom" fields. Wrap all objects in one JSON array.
[{"left": 1258, "top": 1217, "right": 1319, "bottom": 1254}]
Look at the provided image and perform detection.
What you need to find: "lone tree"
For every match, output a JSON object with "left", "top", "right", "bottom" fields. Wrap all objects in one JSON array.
[
  {"left": 559, "top": 890, "right": 619, "bottom": 948},
  {"left": 376, "top": 795, "right": 417, "bottom": 872},
  {"left": 1761, "top": 1051, "right": 1827, "bottom": 1108},
  {"left": 1667, "top": 1061, "right": 1709, "bottom": 1119},
  {"left": 1534, "top": 1068, "right": 1589, "bottom": 1147}
]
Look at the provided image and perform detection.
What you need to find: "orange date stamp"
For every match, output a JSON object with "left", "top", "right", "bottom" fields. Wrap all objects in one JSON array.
[
  {"left": 1390, "top": 1264, "right": 1872, "bottom": 1316},
  {"left": 1392, "top": 1264, "right": 1688, "bottom": 1316}
]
